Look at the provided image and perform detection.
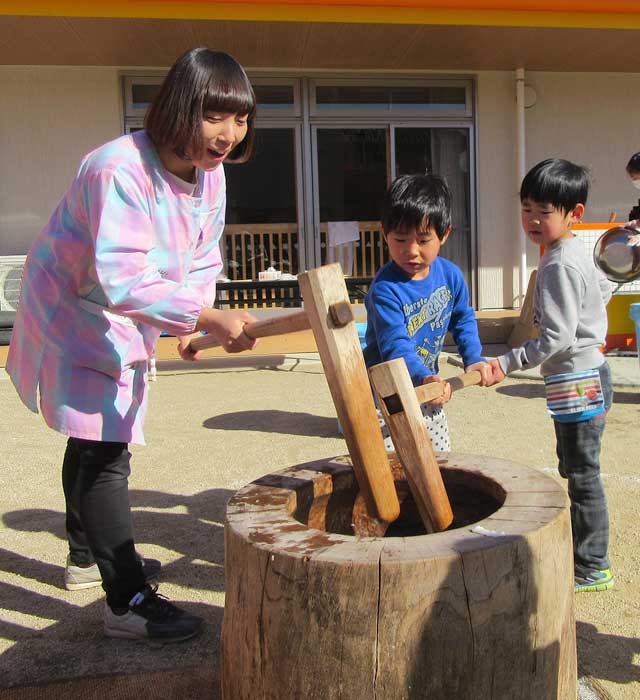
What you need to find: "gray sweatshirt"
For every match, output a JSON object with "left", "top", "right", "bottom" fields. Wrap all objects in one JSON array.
[{"left": 499, "top": 236, "right": 611, "bottom": 377}]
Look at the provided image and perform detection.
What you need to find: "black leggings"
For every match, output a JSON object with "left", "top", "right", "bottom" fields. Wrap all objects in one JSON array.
[{"left": 62, "top": 437, "right": 145, "bottom": 609}]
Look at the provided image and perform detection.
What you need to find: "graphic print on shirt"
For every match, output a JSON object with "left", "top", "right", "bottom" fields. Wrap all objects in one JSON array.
[{"left": 404, "top": 285, "right": 452, "bottom": 371}]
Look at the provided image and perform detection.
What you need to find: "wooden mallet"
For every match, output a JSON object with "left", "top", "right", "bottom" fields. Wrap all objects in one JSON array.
[
  {"left": 187, "top": 264, "right": 480, "bottom": 534},
  {"left": 298, "top": 264, "right": 400, "bottom": 524},
  {"left": 187, "top": 303, "right": 354, "bottom": 353},
  {"left": 368, "top": 365, "right": 484, "bottom": 534},
  {"left": 188, "top": 277, "right": 400, "bottom": 524},
  {"left": 188, "top": 309, "right": 310, "bottom": 353}
]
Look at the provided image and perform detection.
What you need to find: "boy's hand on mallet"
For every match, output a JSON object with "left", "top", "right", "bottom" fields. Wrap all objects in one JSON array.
[
  {"left": 422, "top": 374, "right": 452, "bottom": 406},
  {"left": 488, "top": 358, "right": 506, "bottom": 385},
  {"left": 465, "top": 361, "right": 494, "bottom": 386}
]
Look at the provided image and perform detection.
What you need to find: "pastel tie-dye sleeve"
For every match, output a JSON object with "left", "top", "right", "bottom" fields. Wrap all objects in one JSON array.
[
  {"left": 185, "top": 177, "right": 225, "bottom": 309},
  {"left": 84, "top": 167, "right": 207, "bottom": 336}
]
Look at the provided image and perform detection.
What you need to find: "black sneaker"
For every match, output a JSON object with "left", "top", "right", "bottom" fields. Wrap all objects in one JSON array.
[{"left": 103, "top": 585, "right": 203, "bottom": 643}]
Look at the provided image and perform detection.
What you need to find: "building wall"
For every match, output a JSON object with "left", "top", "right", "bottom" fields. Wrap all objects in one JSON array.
[
  {"left": 1, "top": 65, "right": 639, "bottom": 308},
  {"left": 475, "top": 71, "right": 519, "bottom": 309},
  {"left": 474, "top": 70, "right": 640, "bottom": 309},
  {"left": 525, "top": 71, "right": 640, "bottom": 224},
  {"left": 0, "top": 66, "right": 121, "bottom": 255}
]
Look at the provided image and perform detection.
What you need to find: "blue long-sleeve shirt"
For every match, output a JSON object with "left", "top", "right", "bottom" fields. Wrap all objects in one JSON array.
[{"left": 363, "top": 258, "right": 484, "bottom": 385}]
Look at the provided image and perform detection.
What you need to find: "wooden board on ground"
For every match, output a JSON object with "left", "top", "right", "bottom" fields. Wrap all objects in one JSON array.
[{"left": 298, "top": 263, "right": 400, "bottom": 523}]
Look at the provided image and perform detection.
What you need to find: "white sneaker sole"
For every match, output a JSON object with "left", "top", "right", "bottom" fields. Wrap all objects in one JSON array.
[
  {"left": 65, "top": 561, "right": 160, "bottom": 591},
  {"left": 65, "top": 579, "right": 102, "bottom": 591},
  {"left": 104, "top": 625, "right": 201, "bottom": 644}
]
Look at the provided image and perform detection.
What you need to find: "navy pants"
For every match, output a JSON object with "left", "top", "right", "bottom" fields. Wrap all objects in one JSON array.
[
  {"left": 553, "top": 362, "right": 613, "bottom": 577},
  {"left": 62, "top": 437, "right": 146, "bottom": 609}
]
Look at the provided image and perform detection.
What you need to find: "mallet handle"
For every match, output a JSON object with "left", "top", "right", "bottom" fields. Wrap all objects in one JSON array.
[
  {"left": 188, "top": 310, "right": 310, "bottom": 352},
  {"left": 370, "top": 359, "right": 453, "bottom": 533},
  {"left": 415, "top": 370, "right": 482, "bottom": 403}
]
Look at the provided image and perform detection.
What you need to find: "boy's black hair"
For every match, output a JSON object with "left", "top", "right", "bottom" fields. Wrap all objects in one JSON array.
[
  {"left": 520, "top": 158, "right": 589, "bottom": 214},
  {"left": 145, "top": 47, "right": 256, "bottom": 164},
  {"left": 381, "top": 174, "right": 452, "bottom": 240},
  {"left": 625, "top": 152, "right": 640, "bottom": 175}
]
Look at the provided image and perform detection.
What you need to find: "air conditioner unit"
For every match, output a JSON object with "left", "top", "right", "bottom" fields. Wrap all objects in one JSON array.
[{"left": 0, "top": 256, "right": 26, "bottom": 312}]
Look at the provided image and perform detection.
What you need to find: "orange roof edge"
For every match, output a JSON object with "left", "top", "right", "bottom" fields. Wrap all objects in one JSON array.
[
  {"left": 5, "top": 1, "right": 640, "bottom": 28},
  {"left": 232, "top": 0, "right": 640, "bottom": 11}
]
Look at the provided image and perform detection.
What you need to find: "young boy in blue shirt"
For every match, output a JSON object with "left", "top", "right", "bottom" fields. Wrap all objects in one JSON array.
[
  {"left": 363, "top": 174, "right": 493, "bottom": 452},
  {"left": 489, "top": 158, "right": 614, "bottom": 593}
]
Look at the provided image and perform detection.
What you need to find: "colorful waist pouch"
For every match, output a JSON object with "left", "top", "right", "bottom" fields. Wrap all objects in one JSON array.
[{"left": 543, "top": 368, "right": 605, "bottom": 423}]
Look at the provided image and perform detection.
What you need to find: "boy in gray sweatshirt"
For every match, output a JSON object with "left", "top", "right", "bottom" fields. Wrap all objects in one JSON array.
[{"left": 490, "top": 159, "right": 614, "bottom": 593}]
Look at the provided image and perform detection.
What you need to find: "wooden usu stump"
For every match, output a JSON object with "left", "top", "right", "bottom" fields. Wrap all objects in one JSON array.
[{"left": 221, "top": 453, "right": 577, "bottom": 700}]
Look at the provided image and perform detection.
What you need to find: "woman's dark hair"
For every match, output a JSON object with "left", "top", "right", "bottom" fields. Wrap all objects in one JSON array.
[
  {"left": 145, "top": 47, "right": 256, "bottom": 163},
  {"left": 626, "top": 152, "right": 640, "bottom": 176},
  {"left": 381, "top": 174, "right": 452, "bottom": 240},
  {"left": 520, "top": 158, "right": 589, "bottom": 213}
]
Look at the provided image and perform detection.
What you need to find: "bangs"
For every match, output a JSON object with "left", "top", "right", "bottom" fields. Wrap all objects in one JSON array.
[
  {"left": 203, "top": 73, "right": 256, "bottom": 117},
  {"left": 521, "top": 176, "right": 567, "bottom": 206},
  {"left": 382, "top": 174, "right": 451, "bottom": 239},
  {"left": 145, "top": 48, "right": 257, "bottom": 163},
  {"left": 393, "top": 210, "right": 428, "bottom": 234},
  {"left": 520, "top": 159, "right": 589, "bottom": 213}
]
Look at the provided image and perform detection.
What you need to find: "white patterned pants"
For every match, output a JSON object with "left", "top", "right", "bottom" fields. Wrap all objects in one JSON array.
[
  {"left": 337, "top": 404, "right": 451, "bottom": 453},
  {"left": 378, "top": 404, "right": 451, "bottom": 453}
]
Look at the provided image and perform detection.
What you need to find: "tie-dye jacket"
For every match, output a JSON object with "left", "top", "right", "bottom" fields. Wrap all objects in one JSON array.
[{"left": 7, "top": 131, "right": 224, "bottom": 444}]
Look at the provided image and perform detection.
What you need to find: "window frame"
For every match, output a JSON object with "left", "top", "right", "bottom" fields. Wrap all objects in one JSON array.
[
  {"left": 122, "top": 74, "right": 302, "bottom": 132},
  {"left": 119, "top": 71, "right": 478, "bottom": 303},
  {"left": 250, "top": 77, "right": 302, "bottom": 117},
  {"left": 309, "top": 77, "right": 473, "bottom": 119},
  {"left": 122, "top": 75, "right": 165, "bottom": 120}
]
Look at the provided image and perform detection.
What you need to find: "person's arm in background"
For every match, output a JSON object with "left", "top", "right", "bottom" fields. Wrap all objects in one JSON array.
[{"left": 625, "top": 219, "right": 640, "bottom": 245}]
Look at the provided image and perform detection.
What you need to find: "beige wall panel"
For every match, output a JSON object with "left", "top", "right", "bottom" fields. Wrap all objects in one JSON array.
[
  {"left": 475, "top": 71, "right": 519, "bottom": 310},
  {"left": 0, "top": 66, "right": 121, "bottom": 255},
  {"left": 524, "top": 71, "right": 640, "bottom": 226}
]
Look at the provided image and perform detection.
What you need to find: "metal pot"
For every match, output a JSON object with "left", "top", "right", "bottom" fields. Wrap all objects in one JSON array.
[{"left": 593, "top": 225, "right": 640, "bottom": 284}]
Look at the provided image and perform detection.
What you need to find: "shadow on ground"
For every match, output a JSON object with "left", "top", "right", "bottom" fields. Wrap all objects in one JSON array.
[
  {"left": 609, "top": 390, "right": 640, "bottom": 405},
  {"left": 576, "top": 620, "right": 640, "bottom": 686},
  {"left": 203, "top": 409, "right": 340, "bottom": 437},
  {"left": 495, "top": 382, "right": 546, "bottom": 399},
  {"left": 0, "top": 488, "right": 234, "bottom": 691}
]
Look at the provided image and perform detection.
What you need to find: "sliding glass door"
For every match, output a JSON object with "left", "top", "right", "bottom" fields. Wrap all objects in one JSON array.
[
  {"left": 312, "top": 126, "right": 388, "bottom": 277},
  {"left": 393, "top": 126, "right": 472, "bottom": 288},
  {"left": 310, "top": 123, "right": 473, "bottom": 286},
  {"left": 223, "top": 124, "right": 304, "bottom": 280}
]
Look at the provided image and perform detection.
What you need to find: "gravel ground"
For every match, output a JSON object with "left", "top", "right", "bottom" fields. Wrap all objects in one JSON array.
[{"left": 0, "top": 352, "right": 638, "bottom": 698}]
